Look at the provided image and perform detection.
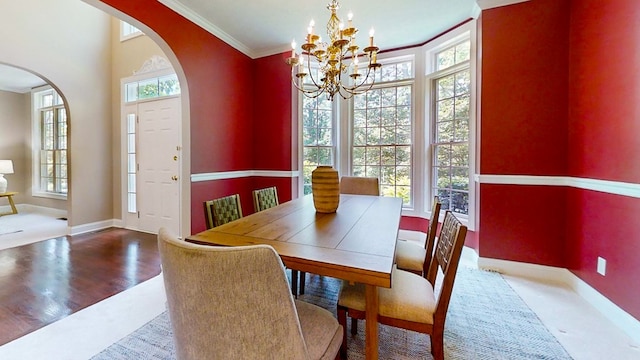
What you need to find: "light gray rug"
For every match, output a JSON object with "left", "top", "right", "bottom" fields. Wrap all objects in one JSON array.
[{"left": 92, "top": 267, "right": 572, "bottom": 359}]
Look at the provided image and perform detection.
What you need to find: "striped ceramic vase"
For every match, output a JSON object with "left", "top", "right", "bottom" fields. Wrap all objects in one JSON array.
[{"left": 311, "top": 166, "right": 340, "bottom": 213}]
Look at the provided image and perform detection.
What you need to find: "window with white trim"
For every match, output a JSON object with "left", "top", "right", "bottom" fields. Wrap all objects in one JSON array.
[
  {"left": 352, "top": 59, "right": 414, "bottom": 205},
  {"left": 126, "top": 113, "right": 137, "bottom": 213},
  {"left": 430, "top": 40, "right": 471, "bottom": 215},
  {"left": 120, "top": 21, "right": 143, "bottom": 41},
  {"left": 32, "top": 87, "right": 67, "bottom": 197},
  {"left": 301, "top": 95, "right": 335, "bottom": 195},
  {"left": 297, "top": 22, "right": 475, "bottom": 227}
]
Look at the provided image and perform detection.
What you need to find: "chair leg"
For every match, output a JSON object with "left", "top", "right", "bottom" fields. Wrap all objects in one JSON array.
[
  {"left": 431, "top": 328, "right": 445, "bottom": 360},
  {"left": 291, "top": 269, "right": 299, "bottom": 298},
  {"left": 299, "top": 271, "right": 306, "bottom": 295},
  {"left": 350, "top": 317, "right": 358, "bottom": 335},
  {"left": 337, "top": 306, "right": 348, "bottom": 360}
]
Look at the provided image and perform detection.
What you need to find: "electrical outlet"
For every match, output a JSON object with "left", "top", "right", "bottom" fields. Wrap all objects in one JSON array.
[{"left": 597, "top": 257, "right": 606, "bottom": 276}]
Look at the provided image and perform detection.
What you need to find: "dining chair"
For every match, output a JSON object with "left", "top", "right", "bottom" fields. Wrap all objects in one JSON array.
[
  {"left": 339, "top": 176, "right": 380, "bottom": 196},
  {"left": 252, "top": 186, "right": 279, "bottom": 212},
  {"left": 395, "top": 196, "right": 441, "bottom": 275},
  {"left": 203, "top": 193, "right": 242, "bottom": 229},
  {"left": 336, "top": 211, "right": 468, "bottom": 360},
  {"left": 158, "top": 228, "right": 343, "bottom": 360},
  {"left": 252, "top": 186, "right": 306, "bottom": 297}
]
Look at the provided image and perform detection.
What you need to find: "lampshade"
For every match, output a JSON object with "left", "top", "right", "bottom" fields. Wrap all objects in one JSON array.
[{"left": 0, "top": 160, "right": 14, "bottom": 174}]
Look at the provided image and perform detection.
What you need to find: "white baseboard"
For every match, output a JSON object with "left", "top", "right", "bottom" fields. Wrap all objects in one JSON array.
[
  {"left": 69, "top": 219, "right": 120, "bottom": 236},
  {"left": 477, "top": 256, "right": 640, "bottom": 344}
]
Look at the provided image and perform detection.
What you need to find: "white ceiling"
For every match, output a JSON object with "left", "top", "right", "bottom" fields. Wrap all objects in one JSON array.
[
  {"left": 1, "top": 0, "right": 522, "bottom": 93},
  {"left": 0, "top": 64, "right": 46, "bottom": 94},
  {"left": 158, "top": 0, "right": 482, "bottom": 58}
]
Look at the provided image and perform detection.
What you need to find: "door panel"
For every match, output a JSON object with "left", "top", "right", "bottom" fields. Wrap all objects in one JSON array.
[{"left": 137, "top": 97, "right": 181, "bottom": 234}]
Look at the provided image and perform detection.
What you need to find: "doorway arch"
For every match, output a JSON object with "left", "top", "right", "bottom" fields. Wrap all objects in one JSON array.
[{"left": 82, "top": 0, "right": 192, "bottom": 237}]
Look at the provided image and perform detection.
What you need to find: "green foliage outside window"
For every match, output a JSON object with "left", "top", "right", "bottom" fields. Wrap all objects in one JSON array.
[
  {"left": 353, "top": 79, "right": 413, "bottom": 205},
  {"left": 433, "top": 42, "right": 471, "bottom": 215},
  {"left": 302, "top": 95, "right": 334, "bottom": 194}
]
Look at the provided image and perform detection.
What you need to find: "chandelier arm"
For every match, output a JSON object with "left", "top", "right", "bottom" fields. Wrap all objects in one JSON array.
[
  {"left": 342, "top": 65, "right": 377, "bottom": 93},
  {"left": 304, "top": 53, "right": 325, "bottom": 90},
  {"left": 290, "top": 69, "right": 326, "bottom": 99}
]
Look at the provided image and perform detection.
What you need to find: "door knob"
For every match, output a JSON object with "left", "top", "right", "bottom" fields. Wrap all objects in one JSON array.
[
  {"left": 173, "top": 156, "right": 178, "bottom": 161},
  {"left": 171, "top": 175, "right": 178, "bottom": 181}
]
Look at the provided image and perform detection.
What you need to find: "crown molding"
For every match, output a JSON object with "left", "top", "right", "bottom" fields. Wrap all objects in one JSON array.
[
  {"left": 476, "top": 0, "right": 529, "bottom": 10},
  {"left": 157, "top": 0, "right": 254, "bottom": 58},
  {"left": 471, "top": 3, "right": 482, "bottom": 19}
]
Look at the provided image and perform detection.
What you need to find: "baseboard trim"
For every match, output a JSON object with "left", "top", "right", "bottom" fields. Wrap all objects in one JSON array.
[
  {"left": 478, "top": 256, "right": 640, "bottom": 344},
  {"left": 69, "top": 219, "right": 119, "bottom": 236}
]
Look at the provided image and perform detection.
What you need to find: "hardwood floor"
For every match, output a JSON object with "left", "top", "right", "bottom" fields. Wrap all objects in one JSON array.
[{"left": 0, "top": 228, "right": 161, "bottom": 345}]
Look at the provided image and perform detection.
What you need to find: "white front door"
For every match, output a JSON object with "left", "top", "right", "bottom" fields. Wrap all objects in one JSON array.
[{"left": 136, "top": 97, "right": 181, "bottom": 234}]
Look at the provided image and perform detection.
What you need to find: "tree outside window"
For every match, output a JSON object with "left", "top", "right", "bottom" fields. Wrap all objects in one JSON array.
[
  {"left": 302, "top": 95, "right": 334, "bottom": 195},
  {"left": 432, "top": 41, "right": 470, "bottom": 215}
]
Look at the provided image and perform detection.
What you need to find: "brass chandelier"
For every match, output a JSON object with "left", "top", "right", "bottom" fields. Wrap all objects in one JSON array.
[{"left": 286, "top": 0, "right": 381, "bottom": 101}]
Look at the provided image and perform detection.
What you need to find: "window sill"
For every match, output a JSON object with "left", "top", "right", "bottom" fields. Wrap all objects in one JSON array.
[{"left": 32, "top": 191, "right": 67, "bottom": 201}]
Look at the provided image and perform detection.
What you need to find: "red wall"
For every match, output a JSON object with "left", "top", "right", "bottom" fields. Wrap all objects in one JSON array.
[
  {"left": 100, "top": 0, "right": 296, "bottom": 233},
  {"left": 566, "top": 188, "right": 640, "bottom": 318},
  {"left": 99, "top": 0, "right": 640, "bottom": 319},
  {"left": 566, "top": 0, "right": 640, "bottom": 319},
  {"left": 479, "top": 0, "right": 570, "bottom": 267},
  {"left": 567, "top": 0, "right": 640, "bottom": 182},
  {"left": 480, "top": 0, "right": 569, "bottom": 176},
  {"left": 252, "top": 53, "right": 294, "bottom": 171},
  {"left": 481, "top": 0, "right": 640, "bottom": 320}
]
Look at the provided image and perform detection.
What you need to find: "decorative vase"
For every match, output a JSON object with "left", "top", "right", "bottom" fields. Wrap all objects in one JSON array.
[{"left": 311, "top": 166, "right": 340, "bottom": 213}]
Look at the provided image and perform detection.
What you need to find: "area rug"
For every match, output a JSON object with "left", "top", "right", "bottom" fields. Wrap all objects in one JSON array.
[{"left": 92, "top": 267, "right": 572, "bottom": 359}]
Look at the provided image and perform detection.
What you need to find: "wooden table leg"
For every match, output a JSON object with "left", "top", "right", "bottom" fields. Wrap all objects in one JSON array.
[
  {"left": 365, "top": 284, "right": 379, "bottom": 360},
  {"left": 8, "top": 195, "right": 17, "bottom": 214}
]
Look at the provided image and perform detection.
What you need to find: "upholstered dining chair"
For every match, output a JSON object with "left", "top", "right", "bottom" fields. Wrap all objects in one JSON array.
[
  {"left": 158, "top": 228, "right": 343, "bottom": 360},
  {"left": 339, "top": 176, "right": 380, "bottom": 196},
  {"left": 336, "top": 211, "right": 468, "bottom": 360},
  {"left": 252, "top": 186, "right": 306, "bottom": 297},
  {"left": 203, "top": 193, "right": 242, "bottom": 229},
  {"left": 395, "top": 196, "right": 441, "bottom": 275}
]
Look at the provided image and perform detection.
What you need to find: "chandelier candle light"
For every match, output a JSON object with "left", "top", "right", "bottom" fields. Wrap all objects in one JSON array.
[{"left": 286, "top": 0, "right": 381, "bottom": 100}]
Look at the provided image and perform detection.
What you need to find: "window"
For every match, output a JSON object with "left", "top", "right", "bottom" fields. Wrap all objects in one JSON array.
[
  {"left": 430, "top": 40, "right": 471, "bottom": 215},
  {"left": 32, "top": 87, "right": 67, "bottom": 197},
  {"left": 301, "top": 95, "right": 335, "bottom": 195},
  {"left": 126, "top": 113, "right": 137, "bottom": 213},
  {"left": 297, "top": 22, "right": 475, "bottom": 227},
  {"left": 352, "top": 59, "right": 413, "bottom": 205},
  {"left": 120, "top": 21, "right": 143, "bottom": 41},
  {"left": 125, "top": 73, "right": 181, "bottom": 102}
]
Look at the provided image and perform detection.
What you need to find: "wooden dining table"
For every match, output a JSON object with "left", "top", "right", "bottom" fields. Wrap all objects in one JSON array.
[{"left": 186, "top": 193, "right": 402, "bottom": 360}]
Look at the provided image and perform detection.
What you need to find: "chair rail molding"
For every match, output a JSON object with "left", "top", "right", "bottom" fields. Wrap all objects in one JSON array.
[
  {"left": 475, "top": 174, "right": 640, "bottom": 199},
  {"left": 191, "top": 170, "right": 300, "bottom": 182}
]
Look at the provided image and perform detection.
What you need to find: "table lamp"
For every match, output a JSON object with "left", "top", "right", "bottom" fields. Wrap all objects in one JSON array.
[{"left": 0, "top": 160, "right": 14, "bottom": 193}]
